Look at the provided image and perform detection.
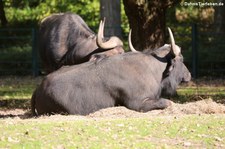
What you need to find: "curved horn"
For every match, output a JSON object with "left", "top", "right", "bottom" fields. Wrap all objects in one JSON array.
[
  {"left": 100, "top": 18, "right": 105, "bottom": 39},
  {"left": 168, "top": 27, "right": 180, "bottom": 56},
  {"left": 97, "top": 19, "right": 123, "bottom": 49},
  {"left": 128, "top": 30, "right": 138, "bottom": 52},
  {"left": 97, "top": 19, "right": 103, "bottom": 40}
]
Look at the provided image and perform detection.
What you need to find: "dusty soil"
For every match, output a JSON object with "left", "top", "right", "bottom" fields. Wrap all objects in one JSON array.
[{"left": 0, "top": 99, "right": 225, "bottom": 120}]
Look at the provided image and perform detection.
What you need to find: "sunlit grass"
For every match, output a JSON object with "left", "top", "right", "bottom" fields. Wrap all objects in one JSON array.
[
  {"left": 0, "top": 115, "right": 224, "bottom": 148},
  {"left": 0, "top": 77, "right": 224, "bottom": 148},
  {"left": 0, "top": 76, "right": 40, "bottom": 99},
  {"left": 0, "top": 76, "right": 41, "bottom": 109},
  {"left": 178, "top": 87, "right": 225, "bottom": 95},
  {"left": 177, "top": 86, "right": 225, "bottom": 103}
]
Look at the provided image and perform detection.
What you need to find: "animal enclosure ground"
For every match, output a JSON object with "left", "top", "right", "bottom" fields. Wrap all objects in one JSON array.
[
  {"left": 0, "top": 112, "right": 224, "bottom": 148},
  {"left": 0, "top": 76, "right": 225, "bottom": 117},
  {"left": 0, "top": 76, "right": 225, "bottom": 148}
]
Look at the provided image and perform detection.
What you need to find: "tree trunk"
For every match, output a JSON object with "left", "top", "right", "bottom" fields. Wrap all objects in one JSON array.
[
  {"left": 123, "top": 0, "right": 179, "bottom": 51},
  {"left": 214, "top": 0, "right": 225, "bottom": 34},
  {"left": 0, "top": 0, "right": 7, "bottom": 26},
  {"left": 100, "top": 0, "right": 122, "bottom": 38}
]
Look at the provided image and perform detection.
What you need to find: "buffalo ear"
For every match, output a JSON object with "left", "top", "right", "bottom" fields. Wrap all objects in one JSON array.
[{"left": 162, "top": 58, "right": 175, "bottom": 78}]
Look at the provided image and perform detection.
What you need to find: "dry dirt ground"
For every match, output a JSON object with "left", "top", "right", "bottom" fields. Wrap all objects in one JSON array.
[{"left": 0, "top": 99, "right": 225, "bottom": 120}]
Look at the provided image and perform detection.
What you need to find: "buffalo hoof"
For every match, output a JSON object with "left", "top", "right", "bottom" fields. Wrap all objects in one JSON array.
[
  {"left": 139, "top": 98, "right": 173, "bottom": 112},
  {"left": 157, "top": 98, "right": 173, "bottom": 109}
]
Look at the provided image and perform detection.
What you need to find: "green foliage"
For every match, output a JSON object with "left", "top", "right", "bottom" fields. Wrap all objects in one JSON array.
[
  {"left": 121, "top": 1, "right": 129, "bottom": 36},
  {"left": 3, "top": 0, "right": 129, "bottom": 32},
  {"left": 0, "top": 45, "right": 32, "bottom": 75},
  {"left": 2, "top": 0, "right": 225, "bottom": 77},
  {"left": 1, "top": 0, "right": 102, "bottom": 75},
  {"left": 2, "top": 0, "right": 218, "bottom": 30},
  {"left": 0, "top": 45, "right": 31, "bottom": 61},
  {"left": 4, "top": 0, "right": 100, "bottom": 28}
]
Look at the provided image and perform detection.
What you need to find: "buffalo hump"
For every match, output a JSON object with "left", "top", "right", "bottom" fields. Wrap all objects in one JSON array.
[{"left": 39, "top": 13, "right": 124, "bottom": 73}]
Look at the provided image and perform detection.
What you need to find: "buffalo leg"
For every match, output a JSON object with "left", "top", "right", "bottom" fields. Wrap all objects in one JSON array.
[{"left": 139, "top": 98, "right": 172, "bottom": 112}]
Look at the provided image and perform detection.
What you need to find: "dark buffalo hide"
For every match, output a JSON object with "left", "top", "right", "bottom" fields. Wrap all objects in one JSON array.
[
  {"left": 39, "top": 12, "right": 124, "bottom": 73},
  {"left": 31, "top": 28, "right": 191, "bottom": 116}
]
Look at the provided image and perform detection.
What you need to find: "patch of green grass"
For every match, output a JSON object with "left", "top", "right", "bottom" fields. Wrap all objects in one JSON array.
[
  {"left": 178, "top": 87, "right": 225, "bottom": 95},
  {"left": 0, "top": 45, "right": 31, "bottom": 61},
  {"left": 176, "top": 86, "right": 225, "bottom": 103},
  {"left": 0, "top": 85, "right": 33, "bottom": 100},
  {"left": 0, "top": 45, "right": 34, "bottom": 75},
  {"left": 0, "top": 76, "right": 41, "bottom": 109},
  {"left": 0, "top": 115, "right": 224, "bottom": 148}
]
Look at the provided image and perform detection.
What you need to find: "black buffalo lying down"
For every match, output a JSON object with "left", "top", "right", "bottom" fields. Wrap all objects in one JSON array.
[
  {"left": 31, "top": 28, "right": 191, "bottom": 116},
  {"left": 39, "top": 13, "right": 124, "bottom": 73}
]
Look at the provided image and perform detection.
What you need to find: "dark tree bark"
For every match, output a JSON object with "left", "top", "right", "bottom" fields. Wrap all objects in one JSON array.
[
  {"left": 214, "top": 0, "right": 225, "bottom": 34},
  {"left": 123, "top": 0, "right": 179, "bottom": 51},
  {"left": 100, "top": 0, "right": 122, "bottom": 38},
  {"left": 0, "top": 0, "right": 7, "bottom": 26}
]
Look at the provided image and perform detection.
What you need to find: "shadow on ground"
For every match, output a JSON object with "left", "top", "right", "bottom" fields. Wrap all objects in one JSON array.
[
  {"left": 172, "top": 94, "right": 225, "bottom": 104},
  {"left": 0, "top": 99, "right": 31, "bottom": 119},
  {"left": 0, "top": 98, "right": 225, "bottom": 120},
  {"left": 0, "top": 99, "right": 30, "bottom": 109}
]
